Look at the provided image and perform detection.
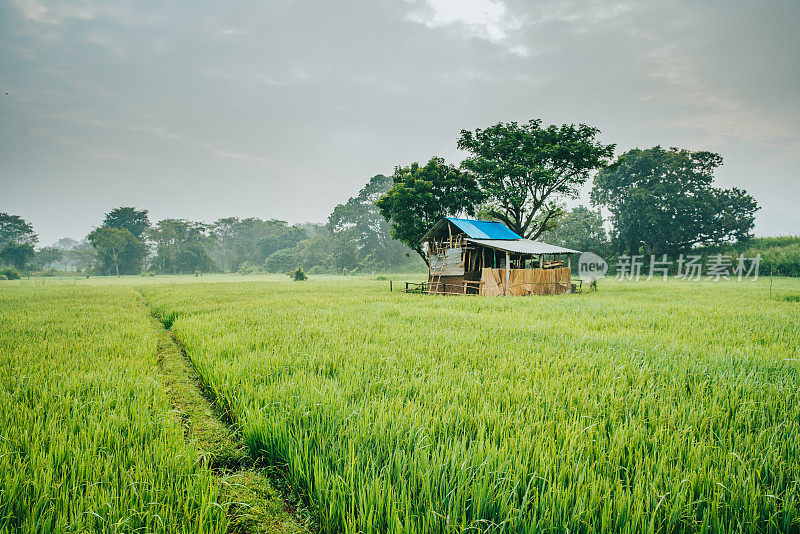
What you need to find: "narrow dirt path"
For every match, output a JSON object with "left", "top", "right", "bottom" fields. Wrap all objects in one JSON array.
[{"left": 140, "top": 293, "right": 312, "bottom": 534}]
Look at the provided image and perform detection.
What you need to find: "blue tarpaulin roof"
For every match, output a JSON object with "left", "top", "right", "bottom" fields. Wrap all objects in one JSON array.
[{"left": 443, "top": 218, "right": 522, "bottom": 240}]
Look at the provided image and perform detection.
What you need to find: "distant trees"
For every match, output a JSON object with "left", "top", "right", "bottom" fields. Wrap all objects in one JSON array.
[
  {"left": 149, "top": 219, "right": 217, "bottom": 274},
  {"left": 65, "top": 240, "right": 97, "bottom": 272},
  {"left": 458, "top": 119, "right": 615, "bottom": 239},
  {"left": 94, "top": 207, "right": 150, "bottom": 274},
  {"left": 539, "top": 205, "right": 611, "bottom": 257},
  {"left": 209, "top": 217, "right": 304, "bottom": 272},
  {"left": 51, "top": 238, "right": 94, "bottom": 271},
  {"left": 32, "top": 246, "right": 63, "bottom": 270},
  {"left": 1, "top": 242, "right": 35, "bottom": 271},
  {"left": 87, "top": 227, "right": 135, "bottom": 277},
  {"left": 0, "top": 213, "right": 38, "bottom": 247},
  {"left": 329, "top": 175, "right": 415, "bottom": 271},
  {"left": 591, "top": 147, "right": 759, "bottom": 256},
  {"left": 376, "top": 158, "right": 483, "bottom": 266},
  {"left": 11, "top": 122, "right": 767, "bottom": 277},
  {"left": 0, "top": 213, "right": 37, "bottom": 271}
]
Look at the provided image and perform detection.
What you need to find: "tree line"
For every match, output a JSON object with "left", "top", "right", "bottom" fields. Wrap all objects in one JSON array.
[
  {"left": 0, "top": 174, "right": 421, "bottom": 277},
  {"left": 2, "top": 116, "right": 769, "bottom": 278}
]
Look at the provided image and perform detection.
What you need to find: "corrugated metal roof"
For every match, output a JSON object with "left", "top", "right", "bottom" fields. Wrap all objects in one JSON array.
[
  {"left": 444, "top": 218, "right": 522, "bottom": 240},
  {"left": 466, "top": 238, "right": 580, "bottom": 255}
]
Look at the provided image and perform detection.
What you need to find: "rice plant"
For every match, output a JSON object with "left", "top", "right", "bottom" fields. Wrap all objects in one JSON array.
[
  {"left": 0, "top": 286, "right": 225, "bottom": 533},
  {"left": 141, "top": 277, "right": 800, "bottom": 533}
]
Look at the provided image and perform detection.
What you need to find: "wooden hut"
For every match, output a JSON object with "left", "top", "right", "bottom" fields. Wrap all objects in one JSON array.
[{"left": 422, "top": 218, "right": 580, "bottom": 296}]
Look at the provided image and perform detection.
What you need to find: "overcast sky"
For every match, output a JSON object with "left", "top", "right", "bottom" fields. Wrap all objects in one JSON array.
[{"left": 2, "top": 0, "right": 798, "bottom": 245}]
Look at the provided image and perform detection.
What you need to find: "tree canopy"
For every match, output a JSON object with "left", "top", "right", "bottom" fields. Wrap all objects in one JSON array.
[
  {"left": 328, "top": 174, "right": 415, "bottom": 272},
  {"left": 458, "top": 119, "right": 615, "bottom": 239},
  {"left": 538, "top": 205, "right": 611, "bottom": 257},
  {"left": 376, "top": 157, "right": 484, "bottom": 265},
  {"left": 0, "top": 242, "right": 35, "bottom": 270},
  {"left": 0, "top": 213, "right": 38, "bottom": 270},
  {"left": 0, "top": 213, "right": 37, "bottom": 248},
  {"left": 591, "top": 146, "right": 759, "bottom": 255},
  {"left": 87, "top": 227, "right": 135, "bottom": 277},
  {"left": 149, "top": 219, "right": 216, "bottom": 274},
  {"left": 95, "top": 207, "right": 150, "bottom": 274}
]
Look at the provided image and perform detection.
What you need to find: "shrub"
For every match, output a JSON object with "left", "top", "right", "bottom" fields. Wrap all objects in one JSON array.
[
  {"left": 289, "top": 266, "right": 307, "bottom": 281},
  {"left": 0, "top": 274, "right": 7, "bottom": 281},
  {"left": 237, "top": 262, "right": 264, "bottom": 275},
  {"left": 0, "top": 267, "right": 20, "bottom": 280}
]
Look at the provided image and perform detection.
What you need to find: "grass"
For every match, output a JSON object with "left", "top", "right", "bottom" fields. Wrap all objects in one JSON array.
[
  {"left": 139, "top": 276, "right": 800, "bottom": 533},
  {"left": 144, "top": 295, "right": 311, "bottom": 533},
  {"left": 2, "top": 275, "right": 799, "bottom": 532}
]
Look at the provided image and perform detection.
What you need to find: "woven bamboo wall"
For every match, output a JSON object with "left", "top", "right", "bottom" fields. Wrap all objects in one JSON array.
[{"left": 480, "top": 267, "right": 571, "bottom": 296}]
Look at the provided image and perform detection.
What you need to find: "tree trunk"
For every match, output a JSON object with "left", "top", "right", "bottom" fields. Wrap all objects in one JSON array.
[
  {"left": 114, "top": 261, "right": 120, "bottom": 277},
  {"left": 414, "top": 247, "right": 430, "bottom": 268}
]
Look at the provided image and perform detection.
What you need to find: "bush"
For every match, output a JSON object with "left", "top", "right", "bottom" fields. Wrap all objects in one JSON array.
[
  {"left": 264, "top": 248, "right": 296, "bottom": 273},
  {"left": 237, "top": 261, "right": 264, "bottom": 275},
  {"left": 0, "top": 274, "right": 7, "bottom": 280},
  {"left": 289, "top": 266, "right": 308, "bottom": 281},
  {"left": 308, "top": 265, "right": 325, "bottom": 275},
  {"left": 0, "top": 267, "right": 20, "bottom": 280}
]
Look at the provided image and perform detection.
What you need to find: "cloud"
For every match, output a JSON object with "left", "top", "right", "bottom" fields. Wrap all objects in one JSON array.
[
  {"left": 642, "top": 45, "right": 800, "bottom": 151},
  {"left": 405, "top": 0, "right": 644, "bottom": 57},
  {"left": 45, "top": 111, "right": 282, "bottom": 167},
  {"left": 138, "top": 126, "right": 279, "bottom": 166},
  {"left": 2, "top": 0, "right": 800, "bottom": 242},
  {"left": 31, "top": 128, "right": 132, "bottom": 161},
  {"left": 406, "top": 0, "right": 513, "bottom": 41}
]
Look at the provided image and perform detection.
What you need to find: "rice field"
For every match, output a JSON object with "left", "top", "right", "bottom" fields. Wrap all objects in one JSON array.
[
  {"left": 0, "top": 286, "right": 224, "bottom": 533},
  {"left": 141, "top": 276, "right": 800, "bottom": 533},
  {"left": 2, "top": 276, "right": 799, "bottom": 532}
]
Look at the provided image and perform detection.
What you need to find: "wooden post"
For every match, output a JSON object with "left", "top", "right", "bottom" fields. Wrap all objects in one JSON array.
[
  {"left": 770, "top": 254, "right": 774, "bottom": 300},
  {"left": 389, "top": 280, "right": 392, "bottom": 292},
  {"left": 505, "top": 252, "right": 510, "bottom": 296}
]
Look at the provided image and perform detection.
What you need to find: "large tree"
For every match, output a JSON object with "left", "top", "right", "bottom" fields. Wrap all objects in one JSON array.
[
  {"left": 0, "top": 242, "right": 35, "bottom": 270},
  {"left": 149, "top": 219, "right": 216, "bottom": 274},
  {"left": 0, "top": 213, "right": 37, "bottom": 248},
  {"left": 458, "top": 119, "right": 615, "bottom": 239},
  {"left": 591, "top": 146, "right": 759, "bottom": 255},
  {"left": 0, "top": 213, "right": 37, "bottom": 270},
  {"left": 87, "top": 227, "right": 135, "bottom": 277},
  {"left": 98, "top": 207, "right": 150, "bottom": 274},
  {"left": 329, "top": 174, "right": 419, "bottom": 272},
  {"left": 376, "top": 157, "right": 484, "bottom": 266}
]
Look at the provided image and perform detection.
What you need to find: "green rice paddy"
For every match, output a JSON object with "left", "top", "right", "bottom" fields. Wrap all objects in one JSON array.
[{"left": 2, "top": 276, "right": 799, "bottom": 532}]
